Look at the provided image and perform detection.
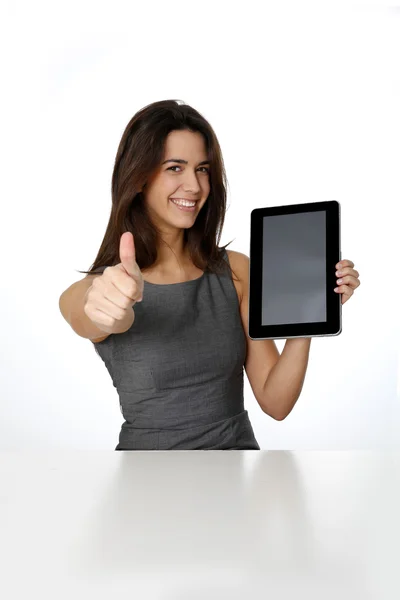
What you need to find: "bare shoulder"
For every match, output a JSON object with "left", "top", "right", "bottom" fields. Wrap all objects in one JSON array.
[{"left": 225, "top": 249, "right": 249, "bottom": 304}]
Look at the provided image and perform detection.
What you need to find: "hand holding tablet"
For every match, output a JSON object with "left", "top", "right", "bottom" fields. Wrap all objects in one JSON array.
[{"left": 249, "top": 200, "right": 360, "bottom": 340}]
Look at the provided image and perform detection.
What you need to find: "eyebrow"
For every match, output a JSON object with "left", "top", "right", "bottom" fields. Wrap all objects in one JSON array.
[{"left": 162, "top": 158, "right": 210, "bottom": 166}]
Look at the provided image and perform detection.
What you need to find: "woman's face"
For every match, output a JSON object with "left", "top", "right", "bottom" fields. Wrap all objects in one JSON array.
[{"left": 142, "top": 129, "right": 211, "bottom": 231}]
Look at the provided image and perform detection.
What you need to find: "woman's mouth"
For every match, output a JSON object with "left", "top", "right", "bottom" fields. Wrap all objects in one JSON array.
[{"left": 169, "top": 198, "right": 198, "bottom": 212}]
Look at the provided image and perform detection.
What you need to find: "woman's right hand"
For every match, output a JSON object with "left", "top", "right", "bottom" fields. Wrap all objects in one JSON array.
[{"left": 83, "top": 232, "right": 144, "bottom": 335}]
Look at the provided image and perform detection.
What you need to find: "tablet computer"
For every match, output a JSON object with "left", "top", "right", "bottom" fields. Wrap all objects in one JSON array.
[{"left": 249, "top": 200, "right": 342, "bottom": 340}]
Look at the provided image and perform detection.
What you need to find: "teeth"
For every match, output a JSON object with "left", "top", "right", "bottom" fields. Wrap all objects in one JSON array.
[{"left": 171, "top": 199, "right": 196, "bottom": 207}]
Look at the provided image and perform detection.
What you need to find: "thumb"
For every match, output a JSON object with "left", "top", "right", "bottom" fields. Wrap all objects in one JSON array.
[{"left": 119, "top": 232, "right": 137, "bottom": 277}]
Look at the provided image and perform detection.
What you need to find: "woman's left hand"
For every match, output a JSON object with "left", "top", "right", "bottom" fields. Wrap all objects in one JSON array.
[{"left": 335, "top": 259, "right": 361, "bottom": 305}]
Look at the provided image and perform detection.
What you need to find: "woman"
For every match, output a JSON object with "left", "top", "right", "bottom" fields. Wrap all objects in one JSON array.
[{"left": 60, "top": 99, "right": 361, "bottom": 450}]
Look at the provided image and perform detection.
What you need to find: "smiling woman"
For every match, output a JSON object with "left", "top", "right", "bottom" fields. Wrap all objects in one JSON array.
[
  {"left": 60, "top": 99, "right": 267, "bottom": 451},
  {"left": 75, "top": 100, "right": 236, "bottom": 280}
]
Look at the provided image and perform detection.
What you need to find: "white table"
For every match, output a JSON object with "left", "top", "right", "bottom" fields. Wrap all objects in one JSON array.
[{"left": 1, "top": 450, "right": 399, "bottom": 599}]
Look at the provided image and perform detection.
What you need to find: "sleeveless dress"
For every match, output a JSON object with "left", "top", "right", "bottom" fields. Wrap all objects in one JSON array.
[{"left": 92, "top": 249, "right": 260, "bottom": 451}]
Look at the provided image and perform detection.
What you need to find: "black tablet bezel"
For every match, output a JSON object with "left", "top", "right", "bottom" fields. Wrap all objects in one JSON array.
[{"left": 249, "top": 200, "right": 342, "bottom": 340}]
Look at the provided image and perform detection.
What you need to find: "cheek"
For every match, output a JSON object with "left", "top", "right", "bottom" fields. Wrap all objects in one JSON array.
[{"left": 159, "top": 179, "right": 177, "bottom": 197}]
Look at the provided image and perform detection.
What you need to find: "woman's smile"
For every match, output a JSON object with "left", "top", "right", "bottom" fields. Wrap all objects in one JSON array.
[{"left": 169, "top": 198, "right": 198, "bottom": 212}]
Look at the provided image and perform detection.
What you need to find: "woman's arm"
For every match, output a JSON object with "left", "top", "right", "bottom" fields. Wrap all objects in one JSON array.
[{"left": 260, "top": 338, "right": 312, "bottom": 420}]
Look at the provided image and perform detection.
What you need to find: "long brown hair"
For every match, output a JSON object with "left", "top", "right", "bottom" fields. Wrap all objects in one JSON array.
[{"left": 76, "top": 99, "right": 239, "bottom": 282}]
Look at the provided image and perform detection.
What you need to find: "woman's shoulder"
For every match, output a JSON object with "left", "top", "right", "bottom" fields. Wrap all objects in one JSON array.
[{"left": 225, "top": 249, "right": 249, "bottom": 305}]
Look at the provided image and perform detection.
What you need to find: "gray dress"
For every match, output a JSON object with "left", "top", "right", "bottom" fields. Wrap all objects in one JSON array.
[{"left": 93, "top": 249, "right": 260, "bottom": 451}]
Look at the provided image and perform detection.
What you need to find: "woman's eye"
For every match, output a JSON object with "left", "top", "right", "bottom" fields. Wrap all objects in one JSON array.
[{"left": 167, "top": 166, "right": 209, "bottom": 173}]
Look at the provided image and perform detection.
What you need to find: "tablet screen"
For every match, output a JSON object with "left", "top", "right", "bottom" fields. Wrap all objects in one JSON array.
[{"left": 262, "top": 211, "right": 326, "bottom": 325}]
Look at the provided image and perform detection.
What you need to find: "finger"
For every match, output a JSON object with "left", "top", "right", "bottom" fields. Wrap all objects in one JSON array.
[
  {"left": 334, "top": 284, "right": 354, "bottom": 304},
  {"left": 335, "top": 275, "right": 360, "bottom": 289},
  {"left": 335, "top": 267, "right": 359, "bottom": 278},
  {"left": 94, "top": 267, "right": 139, "bottom": 304},
  {"left": 336, "top": 259, "right": 354, "bottom": 269},
  {"left": 119, "top": 232, "right": 139, "bottom": 278}
]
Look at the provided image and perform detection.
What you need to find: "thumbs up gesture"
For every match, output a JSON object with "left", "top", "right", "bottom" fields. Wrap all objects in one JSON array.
[{"left": 83, "top": 232, "right": 144, "bottom": 335}]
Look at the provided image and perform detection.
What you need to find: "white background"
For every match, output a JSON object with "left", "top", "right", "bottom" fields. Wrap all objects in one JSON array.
[{"left": 1, "top": 0, "right": 399, "bottom": 450}]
